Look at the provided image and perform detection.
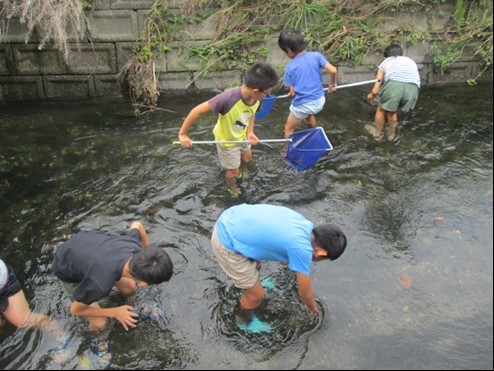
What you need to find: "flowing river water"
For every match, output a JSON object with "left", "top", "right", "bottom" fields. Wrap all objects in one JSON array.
[{"left": 0, "top": 81, "right": 492, "bottom": 370}]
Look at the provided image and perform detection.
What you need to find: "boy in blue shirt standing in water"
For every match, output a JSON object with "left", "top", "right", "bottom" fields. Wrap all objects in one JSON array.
[
  {"left": 211, "top": 204, "right": 347, "bottom": 332},
  {"left": 278, "top": 28, "right": 338, "bottom": 138}
]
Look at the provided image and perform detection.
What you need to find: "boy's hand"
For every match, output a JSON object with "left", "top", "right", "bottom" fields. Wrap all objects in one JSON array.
[
  {"left": 247, "top": 133, "right": 259, "bottom": 145},
  {"left": 328, "top": 84, "right": 337, "bottom": 93},
  {"left": 304, "top": 303, "right": 320, "bottom": 315},
  {"left": 367, "top": 92, "right": 377, "bottom": 103},
  {"left": 113, "top": 305, "right": 139, "bottom": 331},
  {"left": 288, "top": 86, "right": 295, "bottom": 98},
  {"left": 178, "top": 133, "right": 192, "bottom": 147}
]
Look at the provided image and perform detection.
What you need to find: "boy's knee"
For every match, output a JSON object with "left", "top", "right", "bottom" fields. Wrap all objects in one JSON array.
[
  {"left": 89, "top": 317, "right": 107, "bottom": 332},
  {"left": 255, "top": 290, "right": 265, "bottom": 302},
  {"left": 241, "top": 153, "right": 252, "bottom": 164},
  {"left": 226, "top": 168, "right": 240, "bottom": 178}
]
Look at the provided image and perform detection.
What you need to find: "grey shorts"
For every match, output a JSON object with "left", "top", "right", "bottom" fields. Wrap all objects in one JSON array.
[
  {"left": 290, "top": 95, "right": 326, "bottom": 120},
  {"left": 379, "top": 80, "right": 419, "bottom": 113},
  {"left": 211, "top": 225, "right": 259, "bottom": 289},
  {"left": 216, "top": 142, "right": 251, "bottom": 170}
]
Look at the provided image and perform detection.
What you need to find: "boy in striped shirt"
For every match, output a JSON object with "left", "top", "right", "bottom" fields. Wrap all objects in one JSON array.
[{"left": 365, "top": 44, "right": 420, "bottom": 141}]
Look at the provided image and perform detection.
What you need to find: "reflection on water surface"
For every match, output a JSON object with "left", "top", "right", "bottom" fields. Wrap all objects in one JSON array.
[{"left": 0, "top": 82, "right": 492, "bottom": 370}]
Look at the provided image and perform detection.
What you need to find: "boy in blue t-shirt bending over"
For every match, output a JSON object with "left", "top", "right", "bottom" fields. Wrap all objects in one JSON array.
[
  {"left": 278, "top": 28, "right": 338, "bottom": 138},
  {"left": 211, "top": 203, "right": 347, "bottom": 330}
]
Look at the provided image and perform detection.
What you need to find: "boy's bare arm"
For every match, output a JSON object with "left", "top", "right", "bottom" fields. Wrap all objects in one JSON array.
[
  {"left": 368, "top": 69, "right": 384, "bottom": 101},
  {"left": 325, "top": 63, "right": 338, "bottom": 91},
  {"left": 178, "top": 101, "right": 212, "bottom": 146},
  {"left": 70, "top": 301, "right": 138, "bottom": 331},
  {"left": 129, "top": 221, "right": 149, "bottom": 247},
  {"left": 296, "top": 272, "right": 319, "bottom": 314},
  {"left": 246, "top": 116, "right": 259, "bottom": 144}
]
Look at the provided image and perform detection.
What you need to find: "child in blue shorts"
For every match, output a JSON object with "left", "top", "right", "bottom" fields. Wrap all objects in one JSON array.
[{"left": 278, "top": 28, "right": 338, "bottom": 138}]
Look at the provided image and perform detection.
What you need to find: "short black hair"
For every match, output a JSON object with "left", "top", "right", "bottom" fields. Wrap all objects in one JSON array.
[
  {"left": 278, "top": 28, "right": 307, "bottom": 54},
  {"left": 313, "top": 224, "right": 347, "bottom": 261},
  {"left": 384, "top": 44, "right": 403, "bottom": 58},
  {"left": 244, "top": 62, "right": 279, "bottom": 91},
  {"left": 129, "top": 246, "right": 173, "bottom": 284}
]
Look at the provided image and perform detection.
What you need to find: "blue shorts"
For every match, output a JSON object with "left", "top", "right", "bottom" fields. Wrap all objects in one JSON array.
[{"left": 290, "top": 95, "right": 326, "bottom": 120}]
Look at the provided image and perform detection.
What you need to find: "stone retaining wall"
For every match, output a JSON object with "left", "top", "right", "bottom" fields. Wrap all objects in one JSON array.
[{"left": 0, "top": 0, "right": 491, "bottom": 102}]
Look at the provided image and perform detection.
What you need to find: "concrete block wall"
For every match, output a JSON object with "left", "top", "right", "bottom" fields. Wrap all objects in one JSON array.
[
  {"left": 0, "top": 0, "right": 152, "bottom": 101},
  {"left": 0, "top": 0, "right": 491, "bottom": 102}
]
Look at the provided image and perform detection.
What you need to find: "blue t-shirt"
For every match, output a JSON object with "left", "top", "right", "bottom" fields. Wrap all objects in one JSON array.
[
  {"left": 215, "top": 204, "right": 315, "bottom": 275},
  {"left": 284, "top": 51, "right": 329, "bottom": 106}
]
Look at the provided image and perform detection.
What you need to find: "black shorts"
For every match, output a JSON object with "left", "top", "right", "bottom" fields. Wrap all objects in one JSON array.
[{"left": 0, "top": 266, "right": 22, "bottom": 312}]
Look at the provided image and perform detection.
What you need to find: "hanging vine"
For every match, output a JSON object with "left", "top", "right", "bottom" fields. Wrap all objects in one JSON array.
[{"left": 0, "top": 0, "right": 95, "bottom": 61}]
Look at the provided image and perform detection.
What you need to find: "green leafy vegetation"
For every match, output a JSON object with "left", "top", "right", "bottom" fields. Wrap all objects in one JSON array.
[
  {"left": 132, "top": 0, "right": 491, "bottom": 85},
  {"left": 429, "top": 0, "right": 493, "bottom": 85},
  {"left": 1, "top": 0, "right": 491, "bottom": 107}
]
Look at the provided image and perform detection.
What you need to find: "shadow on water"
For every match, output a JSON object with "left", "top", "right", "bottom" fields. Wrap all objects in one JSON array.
[{"left": 1, "top": 82, "right": 493, "bottom": 369}]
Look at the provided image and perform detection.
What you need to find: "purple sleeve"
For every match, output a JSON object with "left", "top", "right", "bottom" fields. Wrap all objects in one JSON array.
[{"left": 208, "top": 87, "right": 242, "bottom": 115}]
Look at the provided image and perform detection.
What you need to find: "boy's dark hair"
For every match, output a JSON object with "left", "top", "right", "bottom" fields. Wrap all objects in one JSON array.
[
  {"left": 244, "top": 62, "right": 279, "bottom": 91},
  {"left": 313, "top": 224, "right": 347, "bottom": 261},
  {"left": 129, "top": 246, "right": 173, "bottom": 284},
  {"left": 384, "top": 44, "right": 403, "bottom": 58},
  {"left": 278, "top": 28, "right": 307, "bottom": 54}
]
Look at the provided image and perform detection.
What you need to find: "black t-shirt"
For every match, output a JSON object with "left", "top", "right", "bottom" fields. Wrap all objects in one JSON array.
[{"left": 51, "top": 229, "right": 141, "bottom": 305}]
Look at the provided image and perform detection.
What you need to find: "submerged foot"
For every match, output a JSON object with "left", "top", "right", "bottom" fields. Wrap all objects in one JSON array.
[
  {"left": 385, "top": 125, "right": 397, "bottom": 141},
  {"left": 261, "top": 278, "right": 275, "bottom": 292},
  {"left": 81, "top": 338, "right": 113, "bottom": 369},
  {"left": 226, "top": 185, "right": 241, "bottom": 198},
  {"left": 236, "top": 167, "right": 249, "bottom": 181},
  {"left": 226, "top": 184, "right": 242, "bottom": 198},
  {"left": 236, "top": 314, "right": 272, "bottom": 334},
  {"left": 364, "top": 124, "right": 384, "bottom": 142},
  {"left": 51, "top": 334, "right": 75, "bottom": 364}
]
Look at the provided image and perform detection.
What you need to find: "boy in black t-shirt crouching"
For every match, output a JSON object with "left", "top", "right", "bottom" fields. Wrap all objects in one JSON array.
[{"left": 52, "top": 221, "right": 173, "bottom": 332}]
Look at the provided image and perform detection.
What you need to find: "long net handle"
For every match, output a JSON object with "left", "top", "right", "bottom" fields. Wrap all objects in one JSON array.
[
  {"left": 172, "top": 139, "right": 291, "bottom": 145},
  {"left": 289, "top": 148, "right": 333, "bottom": 152},
  {"left": 275, "top": 79, "right": 380, "bottom": 99}
]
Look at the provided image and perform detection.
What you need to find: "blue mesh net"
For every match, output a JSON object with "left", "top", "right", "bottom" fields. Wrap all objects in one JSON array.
[
  {"left": 286, "top": 127, "right": 333, "bottom": 171},
  {"left": 255, "top": 95, "right": 277, "bottom": 120}
]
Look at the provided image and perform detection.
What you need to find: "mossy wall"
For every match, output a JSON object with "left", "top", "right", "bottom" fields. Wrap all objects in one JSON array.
[{"left": 0, "top": 0, "right": 491, "bottom": 102}]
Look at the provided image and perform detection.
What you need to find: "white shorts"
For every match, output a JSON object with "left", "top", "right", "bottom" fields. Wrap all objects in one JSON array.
[
  {"left": 216, "top": 142, "right": 251, "bottom": 170},
  {"left": 290, "top": 95, "right": 326, "bottom": 120}
]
